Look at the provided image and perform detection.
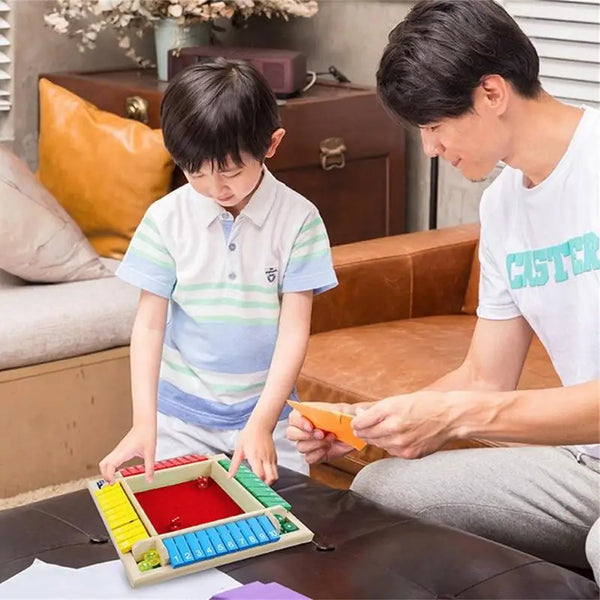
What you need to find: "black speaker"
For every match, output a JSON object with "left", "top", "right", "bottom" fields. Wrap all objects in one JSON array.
[{"left": 168, "top": 46, "right": 307, "bottom": 98}]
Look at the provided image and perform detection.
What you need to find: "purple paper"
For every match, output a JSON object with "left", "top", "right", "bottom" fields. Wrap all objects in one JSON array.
[{"left": 210, "top": 580, "right": 311, "bottom": 600}]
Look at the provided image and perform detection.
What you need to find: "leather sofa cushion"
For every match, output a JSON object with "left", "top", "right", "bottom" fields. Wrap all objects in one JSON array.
[
  {"left": 298, "top": 314, "right": 561, "bottom": 471},
  {"left": 311, "top": 225, "right": 478, "bottom": 335},
  {"left": 462, "top": 240, "right": 480, "bottom": 315},
  {"left": 300, "top": 314, "right": 559, "bottom": 405}
]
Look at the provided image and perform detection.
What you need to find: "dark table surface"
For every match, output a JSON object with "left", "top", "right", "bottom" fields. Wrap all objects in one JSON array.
[{"left": 1, "top": 469, "right": 597, "bottom": 599}]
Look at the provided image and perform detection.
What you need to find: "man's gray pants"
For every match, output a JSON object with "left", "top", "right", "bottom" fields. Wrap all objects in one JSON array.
[{"left": 351, "top": 446, "right": 600, "bottom": 583}]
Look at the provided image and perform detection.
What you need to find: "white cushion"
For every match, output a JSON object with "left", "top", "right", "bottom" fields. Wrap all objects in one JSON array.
[{"left": 0, "top": 260, "right": 139, "bottom": 370}]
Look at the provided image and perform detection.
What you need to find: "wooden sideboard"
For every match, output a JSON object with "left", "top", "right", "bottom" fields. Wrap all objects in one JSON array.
[{"left": 42, "top": 69, "right": 406, "bottom": 246}]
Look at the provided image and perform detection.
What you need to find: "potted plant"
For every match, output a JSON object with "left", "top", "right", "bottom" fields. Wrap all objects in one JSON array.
[{"left": 45, "top": 0, "right": 319, "bottom": 80}]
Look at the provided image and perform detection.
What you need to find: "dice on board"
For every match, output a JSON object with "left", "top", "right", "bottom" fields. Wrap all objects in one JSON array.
[{"left": 194, "top": 476, "right": 210, "bottom": 489}]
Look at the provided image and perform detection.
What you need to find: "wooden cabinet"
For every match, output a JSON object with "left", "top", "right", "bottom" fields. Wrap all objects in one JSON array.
[{"left": 42, "top": 69, "right": 406, "bottom": 246}]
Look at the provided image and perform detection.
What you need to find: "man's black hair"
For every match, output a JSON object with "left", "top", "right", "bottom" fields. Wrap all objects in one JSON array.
[
  {"left": 377, "top": 0, "right": 542, "bottom": 126},
  {"left": 161, "top": 58, "right": 281, "bottom": 172}
]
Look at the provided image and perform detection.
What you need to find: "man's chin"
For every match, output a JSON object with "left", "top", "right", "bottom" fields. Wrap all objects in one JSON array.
[
  {"left": 462, "top": 167, "right": 491, "bottom": 183},
  {"left": 458, "top": 161, "right": 495, "bottom": 183}
]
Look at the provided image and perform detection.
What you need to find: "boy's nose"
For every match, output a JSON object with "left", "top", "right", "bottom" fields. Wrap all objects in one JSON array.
[{"left": 210, "top": 178, "right": 228, "bottom": 198}]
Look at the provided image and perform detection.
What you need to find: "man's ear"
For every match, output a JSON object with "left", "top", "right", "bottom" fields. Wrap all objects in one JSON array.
[
  {"left": 478, "top": 74, "right": 510, "bottom": 117},
  {"left": 265, "top": 128, "right": 286, "bottom": 159}
]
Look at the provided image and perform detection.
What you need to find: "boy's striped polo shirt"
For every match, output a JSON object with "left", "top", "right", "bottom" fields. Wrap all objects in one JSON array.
[{"left": 116, "top": 169, "right": 338, "bottom": 429}]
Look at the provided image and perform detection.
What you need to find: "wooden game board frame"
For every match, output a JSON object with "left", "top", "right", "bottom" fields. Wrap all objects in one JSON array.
[{"left": 88, "top": 454, "right": 314, "bottom": 587}]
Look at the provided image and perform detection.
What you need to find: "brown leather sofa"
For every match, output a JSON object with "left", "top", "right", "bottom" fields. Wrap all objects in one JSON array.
[{"left": 299, "top": 223, "right": 560, "bottom": 487}]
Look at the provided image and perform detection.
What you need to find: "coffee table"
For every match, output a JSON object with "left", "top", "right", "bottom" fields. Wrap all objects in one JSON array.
[{"left": 0, "top": 468, "right": 597, "bottom": 599}]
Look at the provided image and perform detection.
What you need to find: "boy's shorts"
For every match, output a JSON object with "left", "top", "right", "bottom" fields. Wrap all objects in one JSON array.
[{"left": 155, "top": 411, "right": 309, "bottom": 475}]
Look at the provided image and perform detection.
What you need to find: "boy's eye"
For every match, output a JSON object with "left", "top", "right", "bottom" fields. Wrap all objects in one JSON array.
[{"left": 223, "top": 171, "right": 242, "bottom": 178}]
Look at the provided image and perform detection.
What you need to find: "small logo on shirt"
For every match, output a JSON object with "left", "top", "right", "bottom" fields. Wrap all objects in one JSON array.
[{"left": 265, "top": 267, "right": 278, "bottom": 283}]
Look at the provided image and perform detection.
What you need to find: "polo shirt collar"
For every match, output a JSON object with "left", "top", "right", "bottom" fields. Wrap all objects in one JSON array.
[
  {"left": 189, "top": 185, "right": 223, "bottom": 228},
  {"left": 240, "top": 167, "right": 277, "bottom": 228},
  {"left": 189, "top": 167, "right": 277, "bottom": 229}
]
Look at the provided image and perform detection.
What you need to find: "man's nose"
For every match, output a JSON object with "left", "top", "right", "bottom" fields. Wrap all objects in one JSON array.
[{"left": 420, "top": 129, "right": 442, "bottom": 158}]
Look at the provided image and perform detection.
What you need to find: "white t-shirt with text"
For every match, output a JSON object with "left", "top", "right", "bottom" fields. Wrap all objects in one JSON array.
[{"left": 477, "top": 106, "right": 600, "bottom": 459}]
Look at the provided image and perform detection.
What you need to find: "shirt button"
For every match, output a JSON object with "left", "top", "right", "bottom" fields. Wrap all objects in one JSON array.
[
  {"left": 228, "top": 272, "right": 236, "bottom": 280},
  {"left": 228, "top": 242, "right": 236, "bottom": 251}
]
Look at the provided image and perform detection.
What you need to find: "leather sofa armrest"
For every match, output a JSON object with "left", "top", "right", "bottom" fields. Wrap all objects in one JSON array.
[{"left": 311, "top": 223, "right": 480, "bottom": 334}]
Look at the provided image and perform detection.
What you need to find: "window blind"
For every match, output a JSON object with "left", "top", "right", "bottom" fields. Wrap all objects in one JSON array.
[
  {"left": 504, "top": 0, "right": 600, "bottom": 108},
  {"left": 0, "top": 0, "right": 9, "bottom": 113}
]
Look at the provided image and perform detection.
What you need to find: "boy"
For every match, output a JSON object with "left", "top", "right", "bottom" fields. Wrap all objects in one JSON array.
[
  {"left": 288, "top": 0, "right": 599, "bottom": 581},
  {"left": 100, "top": 59, "right": 337, "bottom": 486}
]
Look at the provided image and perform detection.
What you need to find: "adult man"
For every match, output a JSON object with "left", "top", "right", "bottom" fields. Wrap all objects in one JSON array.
[{"left": 287, "top": 0, "right": 600, "bottom": 581}]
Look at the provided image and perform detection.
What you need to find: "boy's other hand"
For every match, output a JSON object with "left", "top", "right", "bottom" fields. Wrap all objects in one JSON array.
[
  {"left": 99, "top": 425, "right": 156, "bottom": 486},
  {"left": 286, "top": 402, "right": 357, "bottom": 464},
  {"left": 229, "top": 421, "right": 278, "bottom": 486}
]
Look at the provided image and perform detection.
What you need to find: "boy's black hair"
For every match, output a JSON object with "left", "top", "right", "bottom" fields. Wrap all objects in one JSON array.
[
  {"left": 160, "top": 58, "right": 281, "bottom": 172},
  {"left": 377, "top": 0, "right": 542, "bottom": 127}
]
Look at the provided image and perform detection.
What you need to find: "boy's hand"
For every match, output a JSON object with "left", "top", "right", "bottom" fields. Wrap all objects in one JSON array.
[
  {"left": 99, "top": 424, "right": 156, "bottom": 485},
  {"left": 229, "top": 420, "right": 278, "bottom": 485},
  {"left": 286, "top": 402, "right": 358, "bottom": 464}
]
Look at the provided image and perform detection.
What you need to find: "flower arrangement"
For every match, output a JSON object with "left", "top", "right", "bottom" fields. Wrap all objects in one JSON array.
[{"left": 45, "top": 0, "right": 318, "bottom": 66}]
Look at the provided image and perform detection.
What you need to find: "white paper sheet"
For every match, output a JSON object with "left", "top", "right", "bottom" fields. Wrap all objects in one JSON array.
[{"left": 0, "top": 558, "right": 242, "bottom": 599}]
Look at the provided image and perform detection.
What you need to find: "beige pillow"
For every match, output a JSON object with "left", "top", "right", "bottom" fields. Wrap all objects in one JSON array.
[{"left": 0, "top": 144, "right": 111, "bottom": 282}]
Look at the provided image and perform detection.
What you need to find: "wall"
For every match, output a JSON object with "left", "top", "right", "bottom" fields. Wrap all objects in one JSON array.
[
  {"left": 224, "top": 0, "right": 430, "bottom": 231},
  {"left": 11, "top": 0, "right": 153, "bottom": 168},
  {"left": 224, "top": 0, "right": 497, "bottom": 231},
  {"left": 437, "top": 161, "right": 502, "bottom": 228},
  {"left": 12, "top": 0, "right": 493, "bottom": 231}
]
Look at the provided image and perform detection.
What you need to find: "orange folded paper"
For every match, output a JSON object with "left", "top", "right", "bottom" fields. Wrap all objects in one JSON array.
[{"left": 287, "top": 400, "right": 367, "bottom": 451}]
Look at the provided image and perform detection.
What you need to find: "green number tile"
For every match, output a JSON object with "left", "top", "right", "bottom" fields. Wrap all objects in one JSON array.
[{"left": 282, "top": 520, "right": 299, "bottom": 533}]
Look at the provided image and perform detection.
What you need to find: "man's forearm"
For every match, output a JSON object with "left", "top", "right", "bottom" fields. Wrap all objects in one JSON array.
[
  {"left": 450, "top": 379, "right": 600, "bottom": 445},
  {"left": 423, "top": 362, "right": 505, "bottom": 393}
]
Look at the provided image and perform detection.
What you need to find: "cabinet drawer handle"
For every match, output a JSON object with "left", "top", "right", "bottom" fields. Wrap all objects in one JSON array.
[
  {"left": 125, "top": 95, "right": 149, "bottom": 124},
  {"left": 320, "top": 137, "right": 346, "bottom": 171}
]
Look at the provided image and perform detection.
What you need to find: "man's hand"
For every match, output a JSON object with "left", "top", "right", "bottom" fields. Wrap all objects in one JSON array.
[
  {"left": 99, "top": 424, "right": 156, "bottom": 485},
  {"left": 229, "top": 419, "right": 278, "bottom": 485},
  {"left": 286, "top": 402, "right": 357, "bottom": 464},
  {"left": 351, "top": 391, "right": 460, "bottom": 459}
]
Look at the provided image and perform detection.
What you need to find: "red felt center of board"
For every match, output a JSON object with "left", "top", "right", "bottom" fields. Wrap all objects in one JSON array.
[{"left": 134, "top": 478, "right": 243, "bottom": 534}]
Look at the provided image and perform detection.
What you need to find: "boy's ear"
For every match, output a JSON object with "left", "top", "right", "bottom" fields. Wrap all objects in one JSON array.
[{"left": 265, "top": 128, "right": 286, "bottom": 159}]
